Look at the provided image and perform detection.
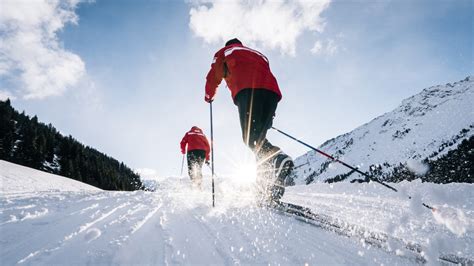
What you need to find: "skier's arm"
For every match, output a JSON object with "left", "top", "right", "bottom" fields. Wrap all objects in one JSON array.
[
  {"left": 180, "top": 134, "right": 188, "bottom": 154},
  {"left": 205, "top": 49, "right": 225, "bottom": 103}
]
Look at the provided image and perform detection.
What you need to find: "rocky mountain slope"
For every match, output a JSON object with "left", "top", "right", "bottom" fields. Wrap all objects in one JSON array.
[{"left": 293, "top": 76, "right": 473, "bottom": 185}]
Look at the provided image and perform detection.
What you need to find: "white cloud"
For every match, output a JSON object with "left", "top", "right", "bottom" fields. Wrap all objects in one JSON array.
[
  {"left": 73, "top": 77, "right": 103, "bottom": 110},
  {"left": 0, "top": 0, "right": 86, "bottom": 99},
  {"left": 326, "top": 39, "right": 338, "bottom": 55},
  {"left": 311, "top": 39, "right": 339, "bottom": 56},
  {"left": 0, "top": 90, "right": 16, "bottom": 101},
  {"left": 189, "top": 0, "right": 332, "bottom": 56},
  {"left": 310, "top": 40, "right": 323, "bottom": 55}
]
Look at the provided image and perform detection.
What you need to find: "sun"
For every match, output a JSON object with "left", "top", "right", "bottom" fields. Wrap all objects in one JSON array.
[{"left": 231, "top": 160, "right": 257, "bottom": 184}]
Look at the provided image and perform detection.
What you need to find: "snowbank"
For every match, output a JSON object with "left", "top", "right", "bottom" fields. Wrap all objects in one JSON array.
[{"left": 0, "top": 160, "right": 100, "bottom": 193}]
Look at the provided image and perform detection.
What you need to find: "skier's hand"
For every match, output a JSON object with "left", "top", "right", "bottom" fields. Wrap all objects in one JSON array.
[
  {"left": 205, "top": 95, "right": 214, "bottom": 103},
  {"left": 205, "top": 160, "right": 210, "bottom": 166}
]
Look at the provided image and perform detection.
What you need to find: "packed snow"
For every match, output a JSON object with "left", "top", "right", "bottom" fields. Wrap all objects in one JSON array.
[
  {"left": 283, "top": 181, "right": 474, "bottom": 263},
  {"left": 1, "top": 161, "right": 472, "bottom": 264}
]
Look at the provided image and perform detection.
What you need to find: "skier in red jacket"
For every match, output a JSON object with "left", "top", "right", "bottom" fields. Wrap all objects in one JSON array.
[
  {"left": 204, "top": 38, "right": 293, "bottom": 203},
  {"left": 180, "top": 126, "right": 211, "bottom": 188}
]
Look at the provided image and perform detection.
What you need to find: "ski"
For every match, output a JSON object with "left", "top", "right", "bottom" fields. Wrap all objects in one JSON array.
[{"left": 270, "top": 201, "right": 473, "bottom": 265}]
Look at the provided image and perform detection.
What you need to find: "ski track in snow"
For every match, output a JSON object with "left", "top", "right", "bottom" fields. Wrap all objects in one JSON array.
[
  {"left": 283, "top": 182, "right": 474, "bottom": 263},
  {"left": 1, "top": 164, "right": 472, "bottom": 265},
  {"left": 131, "top": 204, "right": 162, "bottom": 234},
  {"left": 0, "top": 181, "right": 418, "bottom": 265}
]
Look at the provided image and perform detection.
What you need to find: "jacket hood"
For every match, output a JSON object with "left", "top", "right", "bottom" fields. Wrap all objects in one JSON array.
[
  {"left": 225, "top": 43, "right": 243, "bottom": 49},
  {"left": 190, "top": 126, "right": 202, "bottom": 132},
  {"left": 225, "top": 38, "right": 242, "bottom": 46}
]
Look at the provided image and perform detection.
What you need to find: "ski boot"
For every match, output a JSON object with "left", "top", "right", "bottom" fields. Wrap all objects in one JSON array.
[
  {"left": 269, "top": 152, "right": 294, "bottom": 202},
  {"left": 255, "top": 152, "right": 294, "bottom": 206}
]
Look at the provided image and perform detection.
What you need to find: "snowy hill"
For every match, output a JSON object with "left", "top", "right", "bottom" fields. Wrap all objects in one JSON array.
[
  {"left": 0, "top": 99, "right": 143, "bottom": 191},
  {"left": 0, "top": 160, "right": 100, "bottom": 193},
  {"left": 293, "top": 76, "right": 473, "bottom": 185},
  {"left": 0, "top": 161, "right": 472, "bottom": 264}
]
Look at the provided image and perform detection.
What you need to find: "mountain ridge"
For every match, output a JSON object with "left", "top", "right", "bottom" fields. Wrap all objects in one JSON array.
[{"left": 292, "top": 76, "right": 473, "bottom": 185}]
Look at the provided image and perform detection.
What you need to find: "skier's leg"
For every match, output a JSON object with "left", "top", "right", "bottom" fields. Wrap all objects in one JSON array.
[
  {"left": 236, "top": 89, "right": 269, "bottom": 171},
  {"left": 235, "top": 89, "right": 278, "bottom": 155},
  {"left": 236, "top": 89, "right": 269, "bottom": 201},
  {"left": 236, "top": 89, "right": 282, "bottom": 202},
  {"left": 251, "top": 89, "right": 280, "bottom": 163},
  {"left": 254, "top": 90, "right": 294, "bottom": 202},
  {"left": 249, "top": 90, "right": 280, "bottom": 202},
  {"left": 234, "top": 89, "right": 278, "bottom": 160},
  {"left": 236, "top": 89, "right": 265, "bottom": 152},
  {"left": 262, "top": 91, "right": 294, "bottom": 201},
  {"left": 187, "top": 150, "right": 199, "bottom": 187},
  {"left": 195, "top": 150, "right": 206, "bottom": 189},
  {"left": 187, "top": 152, "right": 194, "bottom": 181}
]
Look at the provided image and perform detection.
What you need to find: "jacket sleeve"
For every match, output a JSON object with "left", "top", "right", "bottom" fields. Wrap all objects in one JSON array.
[
  {"left": 205, "top": 49, "right": 225, "bottom": 103},
  {"left": 180, "top": 134, "right": 187, "bottom": 154}
]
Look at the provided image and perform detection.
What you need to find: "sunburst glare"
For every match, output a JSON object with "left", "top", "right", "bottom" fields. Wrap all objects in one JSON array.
[
  {"left": 214, "top": 147, "right": 258, "bottom": 184},
  {"left": 231, "top": 159, "right": 257, "bottom": 184}
]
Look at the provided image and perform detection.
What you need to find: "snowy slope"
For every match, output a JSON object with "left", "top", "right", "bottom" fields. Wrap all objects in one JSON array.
[
  {"left": 4, "top": 162, "right": 472, "bottom": 264},
  {"left": 0, "top": 160, "right": 100, "bottom": 193},
  {"left": 293, "top": 76, "right": 474, "bottom": 184},
  {"left": 283, "top": 181, "right": 474, "bottom": 262}
]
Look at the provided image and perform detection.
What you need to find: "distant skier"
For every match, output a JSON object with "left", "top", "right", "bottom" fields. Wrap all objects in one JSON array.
[
  {"left": 204, "top": 38, "right": 294, "bottom": 202},
  {"left": 180, "top": 126, "right": 211, "bottom": 189}
]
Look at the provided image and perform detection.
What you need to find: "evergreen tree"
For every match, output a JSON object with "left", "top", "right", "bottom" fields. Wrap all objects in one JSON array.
[
  {"left": 0, "top": 100, "right": 143, "bottom": 190},
  {"left": 0, "top": 99, "right": 15, "bottom": 160}
]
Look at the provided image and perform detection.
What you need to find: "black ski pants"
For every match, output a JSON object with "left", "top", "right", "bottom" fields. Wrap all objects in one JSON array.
[
  {"left": 187, "top": 149, "right": 206, "bottom": 186},
  {"left": 234, "top": 88, "right": 280, "bottom": 162}
]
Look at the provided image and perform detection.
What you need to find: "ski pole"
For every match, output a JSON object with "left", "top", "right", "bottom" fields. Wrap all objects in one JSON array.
[
  {"left": 180, "top": 153, "right": 185, "bottom": 176},
  {"left": 271, "top": 126, "right": 435, "bottom": 211},
  {"left": 210, "top": 102, "right": 215, "bottom": 207}
]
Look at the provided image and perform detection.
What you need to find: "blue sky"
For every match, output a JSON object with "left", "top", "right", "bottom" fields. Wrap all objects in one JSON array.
[{"left": 1, "top": 0, "right": 472, "bottom": 179}]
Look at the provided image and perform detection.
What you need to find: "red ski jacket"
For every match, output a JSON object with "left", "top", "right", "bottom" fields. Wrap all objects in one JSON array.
[
  {"left": 205, "top": 43, "right": 282, "bottom": 103},
  {"left": 180, "top": 126, "right": 210, "bottom": 160}
]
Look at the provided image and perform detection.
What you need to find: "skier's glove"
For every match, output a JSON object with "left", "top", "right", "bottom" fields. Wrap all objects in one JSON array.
[
  {"left": 205, "top": 95, "right": 214, "bottom": 103},
  {"left": 205, "top": 160, "right": 210, "bottom": 166}
]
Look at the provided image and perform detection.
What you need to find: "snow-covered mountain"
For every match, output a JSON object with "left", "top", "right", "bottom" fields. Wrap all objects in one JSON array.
[{"left": 293, "top": 76, "right": 473, "bottom": 185}]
